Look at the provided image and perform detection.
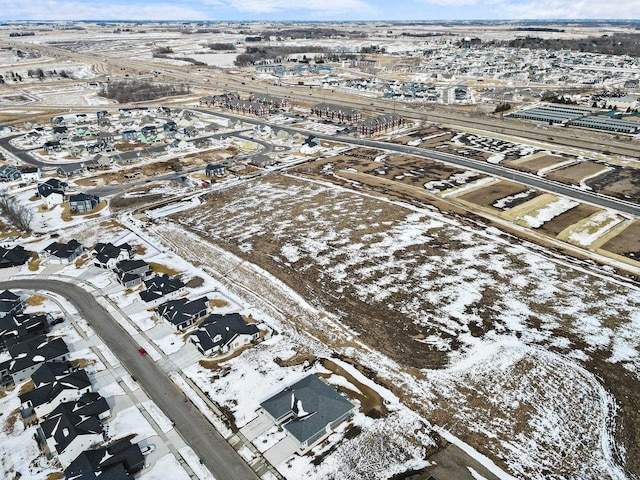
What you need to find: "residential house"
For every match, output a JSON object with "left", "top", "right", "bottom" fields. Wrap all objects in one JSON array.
[
  {"left": 112, "top": 151, "right": 142, "bottom": 165},
  {"left": 304, "top": 136, "right": 321, "bottom": 148},
  {"left": 0, "top": 164, "right": 21, "bottom": 181},
  {"left": 19, "top": 166, "right": 41, "bottom": 183},
  {"left": 74, "top": 126, "right": 94, "bottom": 138},
  {"left": 205, "top": 163, "right": 226, "bottom": 178},
  {"left": 20, "top": 364, "right": 92, "bottom": 420},
  {"left": 40, "top": 240, "right": 83, "bottom": 265},
  {"left": 42, "top": 189, "right": 65, "bottom": 209},
  {"left": 89, "top": 154, "right": 112, "bottom": 169},
  {"left": 39, "top": 399, "right": 105, "bottom": 467},
  {"left": 56, "top": 163, "right": 86, "bottom": 178},
  {"left": 190, "top": 313, "right": 259, "bottom": 356},
  {"left": 163, "top": 121, "right": 178, "bottom": 137},
  {"left": 156, "top": 296, "right": 208, "bottom": 331},
  {"left": 96, "top": 111, "right": 110, "bottom": 120},
  {"left": 139, "top": 275, "right": 185, "bottom": 305},
  {"left": 166, "top": 139, "right": 189, "bottom": 152},
  {"left": 92, "top": 242, "right": 135, "bottom": 270},
  {"left": 0, "top": 290, "right": 23, "bottom": 318},
  {"left": 52, "top": 126, "right": 69, "bottom": 140},
  {"left": 121, "top": 130, "right": 138, "bottom": 141},
  {"left": 0, "top": 312, "right": 50, "bottom": 350},
  {"left": 259, "top": 374, "right": 356, "bottom": 452},
  {"left": 64, "top": 438, "right": 144, "bottom": 480},
  {"left": 115, "top": 259, "right": 150, "bottom": 288},
  {"left": 0, "top": 245, "right": 30, "bottom": 269},
  {"left": 38, "top": 178, "right": 68, "bottom": 198},
  {"left": 249, "top": 154, "right": 276, "bottom": 168},
  {"left": 8, "top": 335, "right": 69, "bottom": 384},
  {"left": 44, "top": 141, "right": 63, "bottom": 154},
  {"left": 68, "top": 193, "right": 100, "bottom": 213}
]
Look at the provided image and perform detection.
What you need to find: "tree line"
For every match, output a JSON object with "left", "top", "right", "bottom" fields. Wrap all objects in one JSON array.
[{"left": 98, "top": 80, "right": 190, "bottom": 103}]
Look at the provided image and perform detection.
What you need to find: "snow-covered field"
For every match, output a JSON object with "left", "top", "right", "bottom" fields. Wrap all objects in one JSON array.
[{"left": 168, "top": 175, "right": 640, "bottom": 478}]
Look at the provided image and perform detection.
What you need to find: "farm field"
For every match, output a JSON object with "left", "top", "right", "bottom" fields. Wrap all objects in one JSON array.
[{"left": 168, "top": 174, "right": 640, "bottom": 479}]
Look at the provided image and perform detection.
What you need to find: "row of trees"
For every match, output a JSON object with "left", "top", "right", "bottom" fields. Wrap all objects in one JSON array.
[
  {"left": 493, "top": 33, "right": 640, "bottom": 58},
  {"left": 234, "top": 46, "right": 331, "bottom": 66},
  {"left": 0, "top": 190, "right": 33, "bottom": 232},
  {"left": 98, "top": 80, "right": 190, "bottom": 103}
]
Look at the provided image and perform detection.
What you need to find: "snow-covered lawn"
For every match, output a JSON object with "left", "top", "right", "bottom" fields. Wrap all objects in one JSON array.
[
  {"left": 106, "top": 405, "right": 156, "bottom": 443},
  {"left": 167, "top": 175, "right": 640, "bottom": 478},
  {"left": 0, "top": 385, "right": 60, "bottom": 480}
]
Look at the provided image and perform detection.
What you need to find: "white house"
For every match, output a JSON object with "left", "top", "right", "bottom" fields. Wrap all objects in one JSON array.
[{"left": 42, "top": 190, "right": 64, "bottom": 209}]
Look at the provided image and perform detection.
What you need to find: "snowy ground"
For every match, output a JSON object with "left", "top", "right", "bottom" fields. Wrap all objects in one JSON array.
[{"left": 167, "top": 175, "right": 640, "bottom": 479}]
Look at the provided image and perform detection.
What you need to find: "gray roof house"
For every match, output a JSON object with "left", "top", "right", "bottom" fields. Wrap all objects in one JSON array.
[
  {"left": 57, "top": 163, "right": 86, "bottom": 178},
  {"left": 8, "top": 335, "right": 69, "bottom": 384},
  {"left": 69, "top": 193, "right": 100, "bottom": 213},
  {"left": 40, "top": 240, "right": 83, "bottom": 265},
  {"left": 260, "top": 375, "right": 356, "bottom": 452},
  {"left": 155, "top": 296, "right": 208, "bottom": 331},
  {"left": 190, "top": 313, "right": 259, "bottom": 356},
  {"left": 115, "top": 259, "right": 150, "bottom": 288}
]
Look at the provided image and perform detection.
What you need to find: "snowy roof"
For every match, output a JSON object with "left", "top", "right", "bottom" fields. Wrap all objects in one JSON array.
[
  {"left": 8, "top": 335, "right": 69, "bottom": 374},
  {"left": 260, "top": 374, "right": 355, "bottom": 446},
  {"left": 191, "top": 313, "right": 258, "bottom": 352},
  {"left": 20, "top": 369, "right": 91, "bottom": 409},
  {"left": 64, "top": 437, "right": 144, "bottom": 479}
]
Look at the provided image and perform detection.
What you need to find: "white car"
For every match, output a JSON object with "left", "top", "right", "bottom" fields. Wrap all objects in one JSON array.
[{"left": 141, "top": 444, "right": 156, "bottom": 456}]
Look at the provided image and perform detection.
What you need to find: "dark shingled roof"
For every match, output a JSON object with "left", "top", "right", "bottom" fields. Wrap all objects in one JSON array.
[
  {"left": 64, "top": 438, "right": 144, "bottom": 480},
  {"left": 190, "top": 313, "right": 258, "bottom": 353}
]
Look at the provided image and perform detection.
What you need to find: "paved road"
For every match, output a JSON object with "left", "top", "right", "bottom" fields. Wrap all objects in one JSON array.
[
  {"left": 196, "top": 109, "right": 640, "bottom": 217},
  {"left": 0, "top": 279, "right": 259, "bottom": 480}
]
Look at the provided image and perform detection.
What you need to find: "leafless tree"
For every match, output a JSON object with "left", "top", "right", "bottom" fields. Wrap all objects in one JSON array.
[{"left": 0, "top": 190, "right": 33, "bottom": 231}]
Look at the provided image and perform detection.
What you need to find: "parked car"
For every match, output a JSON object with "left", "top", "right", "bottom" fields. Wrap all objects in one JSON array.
[
  {"left": 141, "top": 444, "right": 155, "bottom": 456},
  {"left": 138, "top": 348, "right": 148, "bottom": 356}
]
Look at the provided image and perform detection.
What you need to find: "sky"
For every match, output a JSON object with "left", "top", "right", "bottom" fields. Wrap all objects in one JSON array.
[{"left": 3, "top": 0, "right": 640, "bottom": 21}]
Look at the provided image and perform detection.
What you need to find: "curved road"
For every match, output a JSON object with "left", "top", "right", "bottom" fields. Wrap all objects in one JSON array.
[{"left": 0, "top": 279, "right": 259, "bottom": 480}]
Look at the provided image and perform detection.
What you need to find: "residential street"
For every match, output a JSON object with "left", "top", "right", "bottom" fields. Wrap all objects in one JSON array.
[{"left": 0, "top": 279, "right": 260, "bottom": 480}]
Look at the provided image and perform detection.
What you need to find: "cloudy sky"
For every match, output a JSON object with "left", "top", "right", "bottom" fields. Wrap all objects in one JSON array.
[{"left": 3, "top": 0, "right": 640, "bottom": 21}]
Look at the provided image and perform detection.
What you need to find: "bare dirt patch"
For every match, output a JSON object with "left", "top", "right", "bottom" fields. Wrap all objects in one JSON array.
[
  {"left": 546, "top": 161, "right": 609, "bottom": 184},
  {"left": 601, "top": 220, "right": 640, "bottom": 260},
  {"left": 458, "top": 180, "right": 535, "bottom": 210},
  {"left": 508, "top": 154, "right": 570, "bottom": 173},
  {"left": 588, "top": 167, "right": 640, "bottom": 203},
  {"left": 538, "top": 204, "right": 601, "bottom": 237}
]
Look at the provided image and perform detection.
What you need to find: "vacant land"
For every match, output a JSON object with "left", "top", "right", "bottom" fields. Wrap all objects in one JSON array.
[
  {"left": 508, "top": 154, "right": 570, "bottom": 173},
  {"left": 547, "top": 161, "right": 610, "bottom": 184},
  {"left": 538, "top": 204, "right": 601, "bottom": 237},
  {"left": 602, "top": 220, "right": 640, "bottom": 260},
  {"left": 588, "top": 168, "right": 640, "bottom": 203},
  {"left": 170, "top": 175, "right": 640, "bottom": 479},
  {"left": 458, "top": 180, "right": 537, "bottom": 210}
]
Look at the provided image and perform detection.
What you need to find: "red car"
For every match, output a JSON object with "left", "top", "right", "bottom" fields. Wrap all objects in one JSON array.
[{"left": 138, "top": 348, "right": 148, "bottom": 356}]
